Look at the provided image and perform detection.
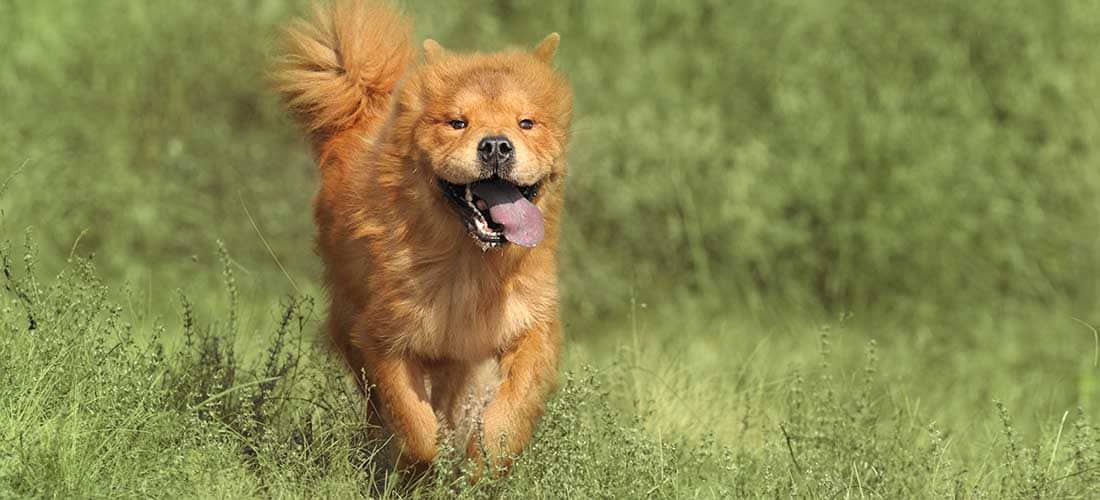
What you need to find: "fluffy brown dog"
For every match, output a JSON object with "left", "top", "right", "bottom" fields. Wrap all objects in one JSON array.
[{"left": 275, "top": 1, "right": 571, "bottom": 470}]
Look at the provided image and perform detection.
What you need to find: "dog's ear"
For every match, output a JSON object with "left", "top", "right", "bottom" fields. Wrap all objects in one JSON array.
[
  {"left": 533, "top": 33, "right": 560, "bottom": 63},
  {"left": 423, "top": 38, "right": 447, "bottom": 63}
]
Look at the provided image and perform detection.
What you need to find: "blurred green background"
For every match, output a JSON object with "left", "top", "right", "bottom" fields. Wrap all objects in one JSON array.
[
  {"left": 3, "top": 0, "right": 1098, "bottom": 322},
  {"left": 2, "top": 0, "right": 1100, "bottom": 496}
]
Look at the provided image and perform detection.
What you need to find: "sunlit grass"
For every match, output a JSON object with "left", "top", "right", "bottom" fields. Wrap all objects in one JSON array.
[
  {"left": 2, "top": 0, "right": 1099, "bottom": 497},
  {"left": 1, "top": 241, "right": 1097, "bottom": 497}
]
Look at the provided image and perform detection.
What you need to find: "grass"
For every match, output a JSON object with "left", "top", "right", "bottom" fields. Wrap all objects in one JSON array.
[
  {"left": 2, "top": 0, "right": 1100, "bottom": 497},
  {"left": 1, "top": 238, "right": 1098, "bottom": 498},
  {"left": 4, "top": 0, "right": 1099, "bottom": 320}
]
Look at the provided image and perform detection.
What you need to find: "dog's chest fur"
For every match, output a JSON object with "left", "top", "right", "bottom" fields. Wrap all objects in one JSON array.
[{"left": 387, "top": 250, "right": 552, "bottom": 361}]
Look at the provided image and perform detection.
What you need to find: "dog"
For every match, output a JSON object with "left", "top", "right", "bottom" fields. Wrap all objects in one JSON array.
[{"left": 275, "top": 0, "right": 572, "bottom": 471}]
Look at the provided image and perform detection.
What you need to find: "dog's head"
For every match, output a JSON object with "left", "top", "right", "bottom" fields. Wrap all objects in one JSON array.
[{"left": 398, "top": 34, "right": 572, "bottom": 250}]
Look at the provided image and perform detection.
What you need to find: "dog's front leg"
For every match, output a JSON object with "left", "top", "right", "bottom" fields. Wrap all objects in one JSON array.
[
  {"left": 362, "top": 346, "right": 439, "bottom": 468},
  {"left": 468, "top": 318, "right": 561, "bottom": 469}
]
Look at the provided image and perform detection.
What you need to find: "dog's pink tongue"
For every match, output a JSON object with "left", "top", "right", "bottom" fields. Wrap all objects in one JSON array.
[{"left": 470, "top": 179, "right": 544, "bottom": 248}]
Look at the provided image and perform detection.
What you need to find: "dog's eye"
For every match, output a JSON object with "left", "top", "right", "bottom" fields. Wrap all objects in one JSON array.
[
  {"left": 448, "top": 119, "right": 467, "bottom": 130},
  {"left": 519, "top": 119, "right": 535, "bottom": 130}
]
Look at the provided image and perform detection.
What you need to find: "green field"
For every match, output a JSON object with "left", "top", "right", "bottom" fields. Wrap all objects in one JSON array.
[{"left": 2, "top": 0, "right": 1099, "bottom": 497}]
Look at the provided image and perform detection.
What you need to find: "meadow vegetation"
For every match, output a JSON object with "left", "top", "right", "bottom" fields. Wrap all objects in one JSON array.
[{"left": 2, "top": 0, "right": 1099, "bottom": 497}]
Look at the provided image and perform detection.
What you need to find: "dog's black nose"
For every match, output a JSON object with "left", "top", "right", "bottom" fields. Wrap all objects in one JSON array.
[{"left": 478, "top": 136, "right": 514, "bottom": 165}]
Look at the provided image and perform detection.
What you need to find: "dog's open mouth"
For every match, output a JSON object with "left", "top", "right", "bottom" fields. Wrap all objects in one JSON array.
[{"left": 439, "top": 177, "right": 544, "bottom": 249}]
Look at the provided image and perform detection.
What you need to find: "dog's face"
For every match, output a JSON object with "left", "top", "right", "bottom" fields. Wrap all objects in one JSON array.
[{"left": 401, "top": 35, "right": 572, "bottom": 249}]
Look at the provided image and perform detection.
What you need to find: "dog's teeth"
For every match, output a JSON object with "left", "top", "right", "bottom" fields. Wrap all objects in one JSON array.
[{"left": 465, "top": 185, "right": 473, "bottom": 204}]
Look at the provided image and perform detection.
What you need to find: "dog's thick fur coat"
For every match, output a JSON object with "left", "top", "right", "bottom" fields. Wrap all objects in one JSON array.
[{"left": 275, "top": 0, "right": 571, "bottom": 470}]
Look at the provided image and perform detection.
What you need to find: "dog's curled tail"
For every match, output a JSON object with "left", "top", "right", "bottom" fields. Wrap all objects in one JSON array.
[{"left": 275, "top": 0, "right": 414, "bottom": 154}]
